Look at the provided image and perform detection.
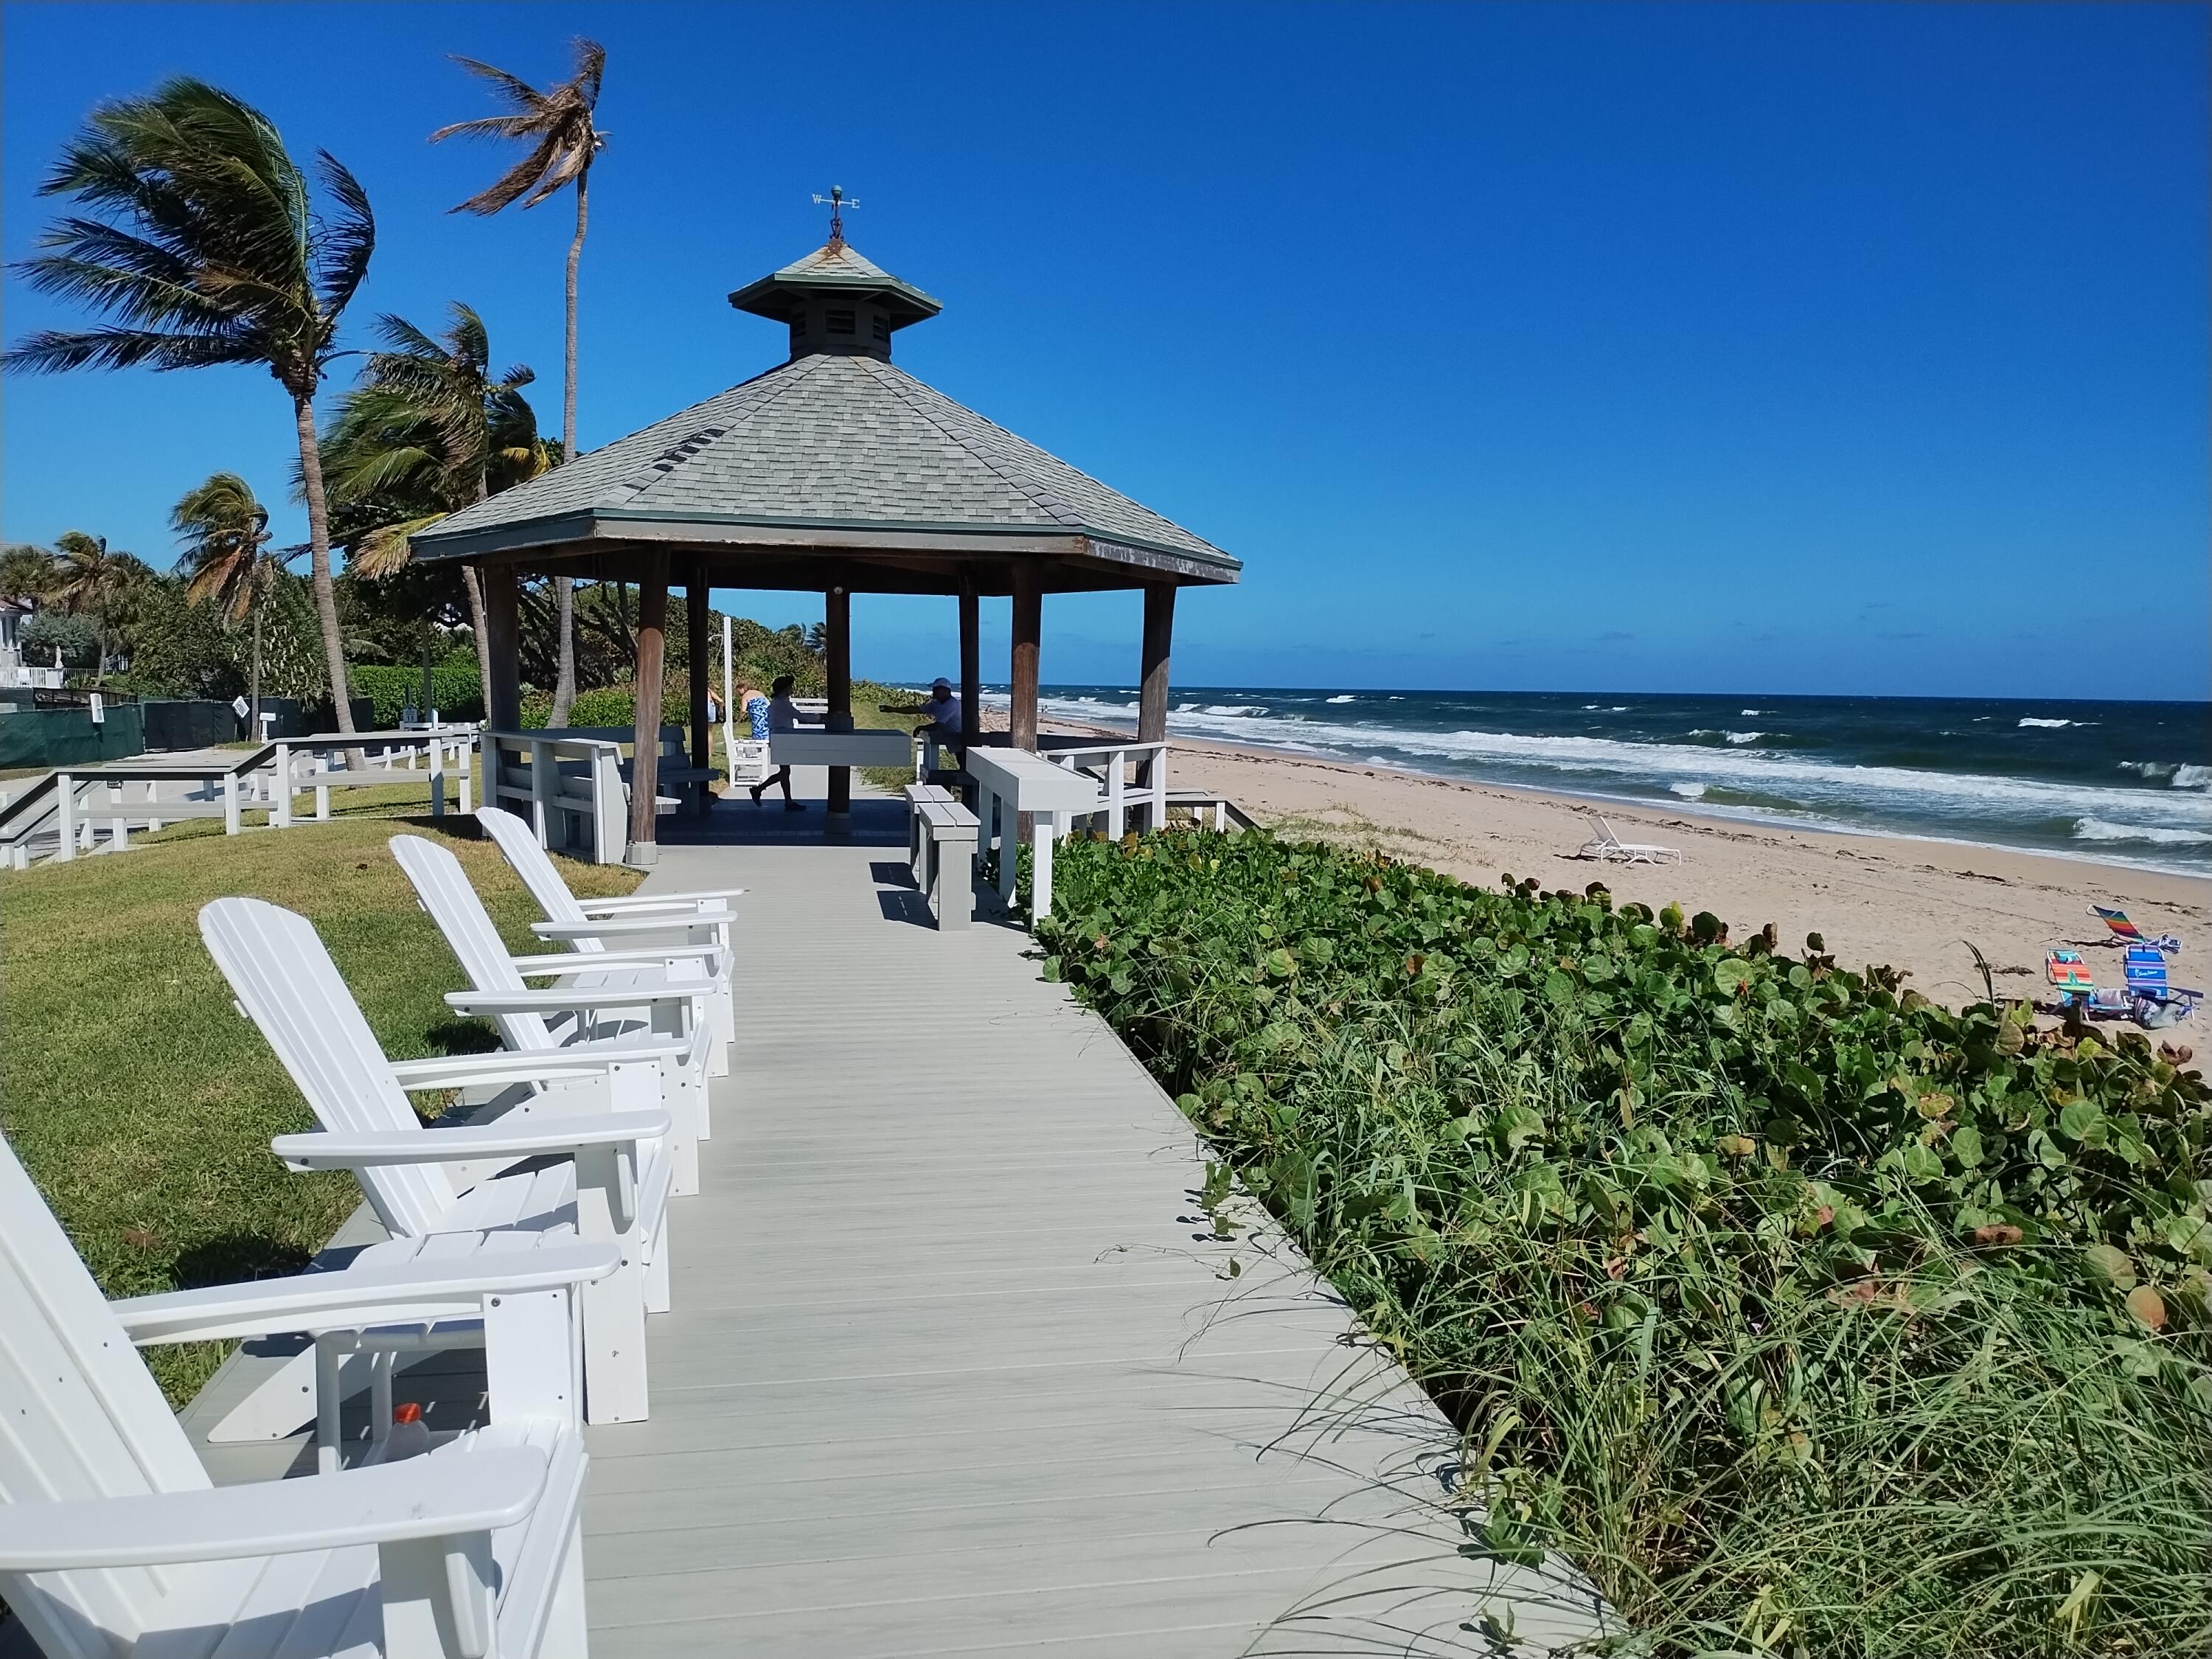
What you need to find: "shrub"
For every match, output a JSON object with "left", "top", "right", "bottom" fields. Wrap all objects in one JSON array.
[
  {"left": 350, "top": 653, "right": 485, "bottom": 726},
  {"left": 1037, "top": 829, "right": 2212, "bottom": 1658},
  {"left": 18, "top": 611, "right": 99, "bottom": 678}
]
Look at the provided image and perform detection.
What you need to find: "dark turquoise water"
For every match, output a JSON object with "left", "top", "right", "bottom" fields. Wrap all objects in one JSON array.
[{"left": 1012, "top": 687, "right": 2212, "bottom": 877}]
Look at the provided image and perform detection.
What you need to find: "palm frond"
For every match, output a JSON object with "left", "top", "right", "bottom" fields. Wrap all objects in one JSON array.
[
  {"left": 310, "top": 153, "right": 376, "bottom": 322},
  {"left": 352, "top": 512, "right": 449, "bottom": 577},
  {"left": 449, "top": 135, "right": 566, "bottom": 216},
  {"left": 445, "top": 55, "right": 552, "bottom": 116},
  {"left": 571, "top": 38, "right": 607, "bottom": 107},
  {"left": 1, "top": 325, "right": 260, "bottom": 375},
  {"left": 427, "top": 113, "right": 545, "bottom": 145},
  {"left": 521, "top": 137, "right": 594, "bottom": 208},
  {"left": 370, "top": 310, "right": 448, "bottom": 360}
]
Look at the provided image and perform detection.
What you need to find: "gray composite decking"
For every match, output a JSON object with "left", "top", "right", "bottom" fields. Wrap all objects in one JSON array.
[{"left": 181, "top": 789, "right": 1605, "bottom": 1658}]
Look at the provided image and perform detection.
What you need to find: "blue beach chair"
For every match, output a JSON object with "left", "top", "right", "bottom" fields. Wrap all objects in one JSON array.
[{"left": 2122, "top": 945, "right": 2202, "bottom": 1028}]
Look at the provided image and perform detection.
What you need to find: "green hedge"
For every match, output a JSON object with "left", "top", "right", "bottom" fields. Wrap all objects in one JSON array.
[
  {"left": 1037, "top": 829, "right": 2212, "bottom": 1659},
  {"left": 350, "top": 656, "right": 484, "bottom": 726}
]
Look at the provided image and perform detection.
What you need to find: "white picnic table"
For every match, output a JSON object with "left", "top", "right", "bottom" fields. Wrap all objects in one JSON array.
[{"left": 964, "top": 745, "right": 1102, "bottom": 920}]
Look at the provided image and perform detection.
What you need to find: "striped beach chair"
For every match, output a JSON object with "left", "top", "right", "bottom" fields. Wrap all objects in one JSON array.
[{"left": 2090, "top": 904, "right": 2182, "bottom": 956}]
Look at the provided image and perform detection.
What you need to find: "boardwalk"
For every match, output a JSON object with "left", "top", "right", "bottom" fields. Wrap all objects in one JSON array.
[{"left": 185, "top": 790, "right": 1604, "bottom": 1658}]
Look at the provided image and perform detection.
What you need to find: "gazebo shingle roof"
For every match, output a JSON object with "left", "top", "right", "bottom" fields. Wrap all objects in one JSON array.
[{"left": 412, "top": 352, "right": 1235, "bottom": 581}]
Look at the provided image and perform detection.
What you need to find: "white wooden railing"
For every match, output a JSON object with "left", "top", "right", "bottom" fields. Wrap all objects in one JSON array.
[{"left": 1042, "top": 740, "right": 1170, "bottom": 837}]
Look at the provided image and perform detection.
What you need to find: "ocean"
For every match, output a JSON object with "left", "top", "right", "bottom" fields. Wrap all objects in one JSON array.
[{"left": 1002, "top": 687, "right": 2212, "bottom": 878}]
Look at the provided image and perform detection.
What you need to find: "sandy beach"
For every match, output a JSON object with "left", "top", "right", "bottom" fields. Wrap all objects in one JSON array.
[{"left": 1025, "top": 717, "right": 2209, "bottom": 1014}]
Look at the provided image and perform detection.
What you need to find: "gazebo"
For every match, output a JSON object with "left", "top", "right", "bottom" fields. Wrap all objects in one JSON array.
[{"left": 411, "top": 218, "right": 1239, "bottom": 858}]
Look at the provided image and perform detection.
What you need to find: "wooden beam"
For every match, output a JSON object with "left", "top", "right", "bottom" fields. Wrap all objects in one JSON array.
[
  {"left": 627, "top": 552, "right": 669, "bottom": 860},
  {"left": 686, "top": 572, "right": 711, "bottom": 817},
  {"left": 958, "top": 571, "right": 981, "bottom": 759},
  {"left": 1138, "top": 583, "right": 1175, "bottom": 745},
  {"left": 481, "top": 567, "right": 522, "bottom": 730},
  {"left": 825, "top": 578, "right": 852, "bottom": 822},
  {"left": 1009, "top": 561, "right": 1041, "bottom": 753}
]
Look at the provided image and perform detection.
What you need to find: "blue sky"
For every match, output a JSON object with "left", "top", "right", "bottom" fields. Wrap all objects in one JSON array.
[{"left": 4, "top": 1, "right": 2205, "bottom": 699}]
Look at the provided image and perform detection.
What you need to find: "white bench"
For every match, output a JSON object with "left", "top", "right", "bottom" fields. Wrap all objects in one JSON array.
[{"left": 903, "top": 782, "right": 977, "bottom": 930}]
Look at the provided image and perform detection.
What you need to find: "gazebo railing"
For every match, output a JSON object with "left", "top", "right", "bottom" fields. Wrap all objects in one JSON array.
[{"left": 1040, "top": 740, "right": 1169, "bottom": 837}]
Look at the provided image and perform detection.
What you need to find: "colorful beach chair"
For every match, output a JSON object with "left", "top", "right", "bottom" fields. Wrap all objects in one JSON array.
[
  {"left": 2121, "top": 944, "right": 2202, "bottom": 1028},
  {"left": 2044, "top": 950, "right": 2134, "bottom": 1020},
  {"left": 2090, "top": 905, "right": 2182, "bottom": 956}
]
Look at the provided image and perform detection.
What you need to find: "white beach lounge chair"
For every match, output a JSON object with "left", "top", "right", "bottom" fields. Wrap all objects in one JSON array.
[
  {"left": 390, "top": 832, "right": 713, "bottom": 1198},
  {"left": 0, "top": 1124, "right": 616, "bottom": 1659},
  {"left": 200, "top": 897, "right": 674, "bottom": 1426},
  {"left": 476, "top": 807, "right": 740, "bottom": 1078},
  {"left": 1576, "top": 813, "right": 1683, "bottom": 866}
]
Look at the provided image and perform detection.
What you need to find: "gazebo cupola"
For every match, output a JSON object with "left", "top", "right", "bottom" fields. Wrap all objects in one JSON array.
[{"left": 726, "top": 205, "right": 941, "bottom": 364}]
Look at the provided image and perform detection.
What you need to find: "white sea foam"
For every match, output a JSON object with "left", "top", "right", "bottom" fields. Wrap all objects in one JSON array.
[
  {"left": 2019, "top": 717, "right": 2072, "bottom": 728},
  {"left": 1742, "top": 709, "right": 1765, "bottom": 716},
  {"left": 1012, "top": 689, "right": 2212, "bottom": 871},
  {"left": 1725, "top": 731, "right": 1764, "bottom": 745},
  {"left": 1326, "top": 694, "right": 1357, "bottom": 704},
  {"left": 2074, "top": 818, "right": 2212, "bottom": 846}
]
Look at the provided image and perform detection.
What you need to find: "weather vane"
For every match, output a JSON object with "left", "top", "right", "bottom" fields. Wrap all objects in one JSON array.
[{"left": 812, "top": 185, "right": 858, "bottom": 247}]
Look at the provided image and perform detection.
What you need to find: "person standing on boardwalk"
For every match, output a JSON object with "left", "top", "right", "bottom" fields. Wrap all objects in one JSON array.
[
  {"left": 882, "top": 676, "right": 964, "bottom": 770},
  {"left": 748, "top": 674, "right": 805, "bottom": 810}
]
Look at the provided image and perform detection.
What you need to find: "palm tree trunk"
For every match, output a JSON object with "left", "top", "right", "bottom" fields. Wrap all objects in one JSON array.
[
  {"left": 548, "top": 167, "right": 588, "bottom": 728},
  {"left": 463, "top": 470, "right": 496, "bottom": 722},
  {"left": 249, "top": 599, "right": 263, "bottom": 734},
  {"left": 293, "top": 394, "right": 357, "bottom": 738},
  {"left": 462, "top": 566, "right": 495, "bottom": 719}
]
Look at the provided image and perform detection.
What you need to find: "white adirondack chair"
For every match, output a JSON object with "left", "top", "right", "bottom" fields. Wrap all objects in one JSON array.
[
  {"left": 0, "top": 1126, "right": 616, "bottom": 1659},
  {"left": 389, "top": 832, "right": 712, "bottom": 1198},
  {"left": 475, "top": 807, "right": 740, "bottom": 1079},
  {"left": 200, "top": 897, "right": 673, "bottom": 1426}
]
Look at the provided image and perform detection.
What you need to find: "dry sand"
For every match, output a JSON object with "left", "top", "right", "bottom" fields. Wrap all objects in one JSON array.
[{"left": 1027, "top": 718, "right": 2209, "bottom": 1014}]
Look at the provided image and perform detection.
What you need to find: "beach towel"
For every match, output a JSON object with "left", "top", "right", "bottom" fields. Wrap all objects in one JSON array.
[{"left": 2090, "top": 904, "right": 2181, "bottom": 955}]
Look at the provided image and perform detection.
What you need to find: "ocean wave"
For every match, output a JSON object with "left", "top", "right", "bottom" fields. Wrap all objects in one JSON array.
[
  {"left": 2116, "top": 761, "right": 2212, "bottom": 790},
  {"left": 1326, "top": 694, "right": 1357, "bottom": 704},
  {"left": 2019, "top": 717, "right": 2073, "bottom": 728},
  {"left": 1741, "top": 709, "right": 1765, "bottom": 716},
  {"left": 2074, "top": 818, "right": 2212, "bottom": 846},
  {"left": 1670, "top": 782, "right": 1708, "bottom": 799},
  {"left": 1725, "top": 731, "right": 1764, "bottom": 745},
  {"left": 1132, "top": 707, "right": 2212, "bottom": 831}
]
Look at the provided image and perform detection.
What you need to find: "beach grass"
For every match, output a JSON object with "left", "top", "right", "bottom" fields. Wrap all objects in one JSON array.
[
  {"left": 1038, "top": 827, "right": 2212, "bottom": 1658},
  {"left": 0, "top": 807, "right": 639, "bottom": 1405}
]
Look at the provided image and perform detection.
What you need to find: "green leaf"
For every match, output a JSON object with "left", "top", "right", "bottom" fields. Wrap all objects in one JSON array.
[
  {"left": 1897, "top": 1142, "right": 1942, "bottom": 1183},
  {"left": 1495, "top": 1105, "right": 1547, "bottom": 1154},
  {"left": 2058, "top": 1099, "right": 2101, "bottom": 1142},
  {"left": 1714, "top": 960, "right": 1752, "bottom": 995},
  {"left": 1950, "top": 1125, "right": 1984, "bottom": 1168}
]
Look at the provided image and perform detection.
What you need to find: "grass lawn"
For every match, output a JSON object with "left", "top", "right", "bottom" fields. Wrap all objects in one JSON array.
[{"left": 0, "top": 799, "right": 639, "bottom": 1405}]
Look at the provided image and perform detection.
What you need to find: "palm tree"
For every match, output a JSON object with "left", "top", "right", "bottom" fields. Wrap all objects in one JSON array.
[
  {"left": 0, "top": 544, "right": 58, "bottom": 604},
  {"left": 433, "top": 38, "right": 606, "bottom": 728},
  {"left": 4, "top": 78, "right": 374, "bottom": 733},
  {"left": 44, "top": 531, "right": 153, "bottom": 684},
  {"left": 319, "top": 302, "right": 552, "bottom": 711},
  {"left": 172, "top": 473, "right": 298, "bottom": 730}
]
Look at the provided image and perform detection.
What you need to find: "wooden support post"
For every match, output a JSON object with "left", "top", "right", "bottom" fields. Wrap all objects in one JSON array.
[
  {"left": 627, "top": 554, "right": 669, "bottom": 864},
  {"left": 826, "top": 579, "right": 852, "bottom": 825},
  {"left": 481, "top": 566, "right": 523, "bottom": 731},
  {"left": 1138, "top": 582, "right": 1174, "bottom": 830},
  {"left": 686, "top": 574, "right": 712, "bottom": 817},
  {"left": 958, "top": 571, "right": 981, "bottom": 765},
  {"left": 1009, "top": 562, "right": 1041, "bottom": 753}
]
